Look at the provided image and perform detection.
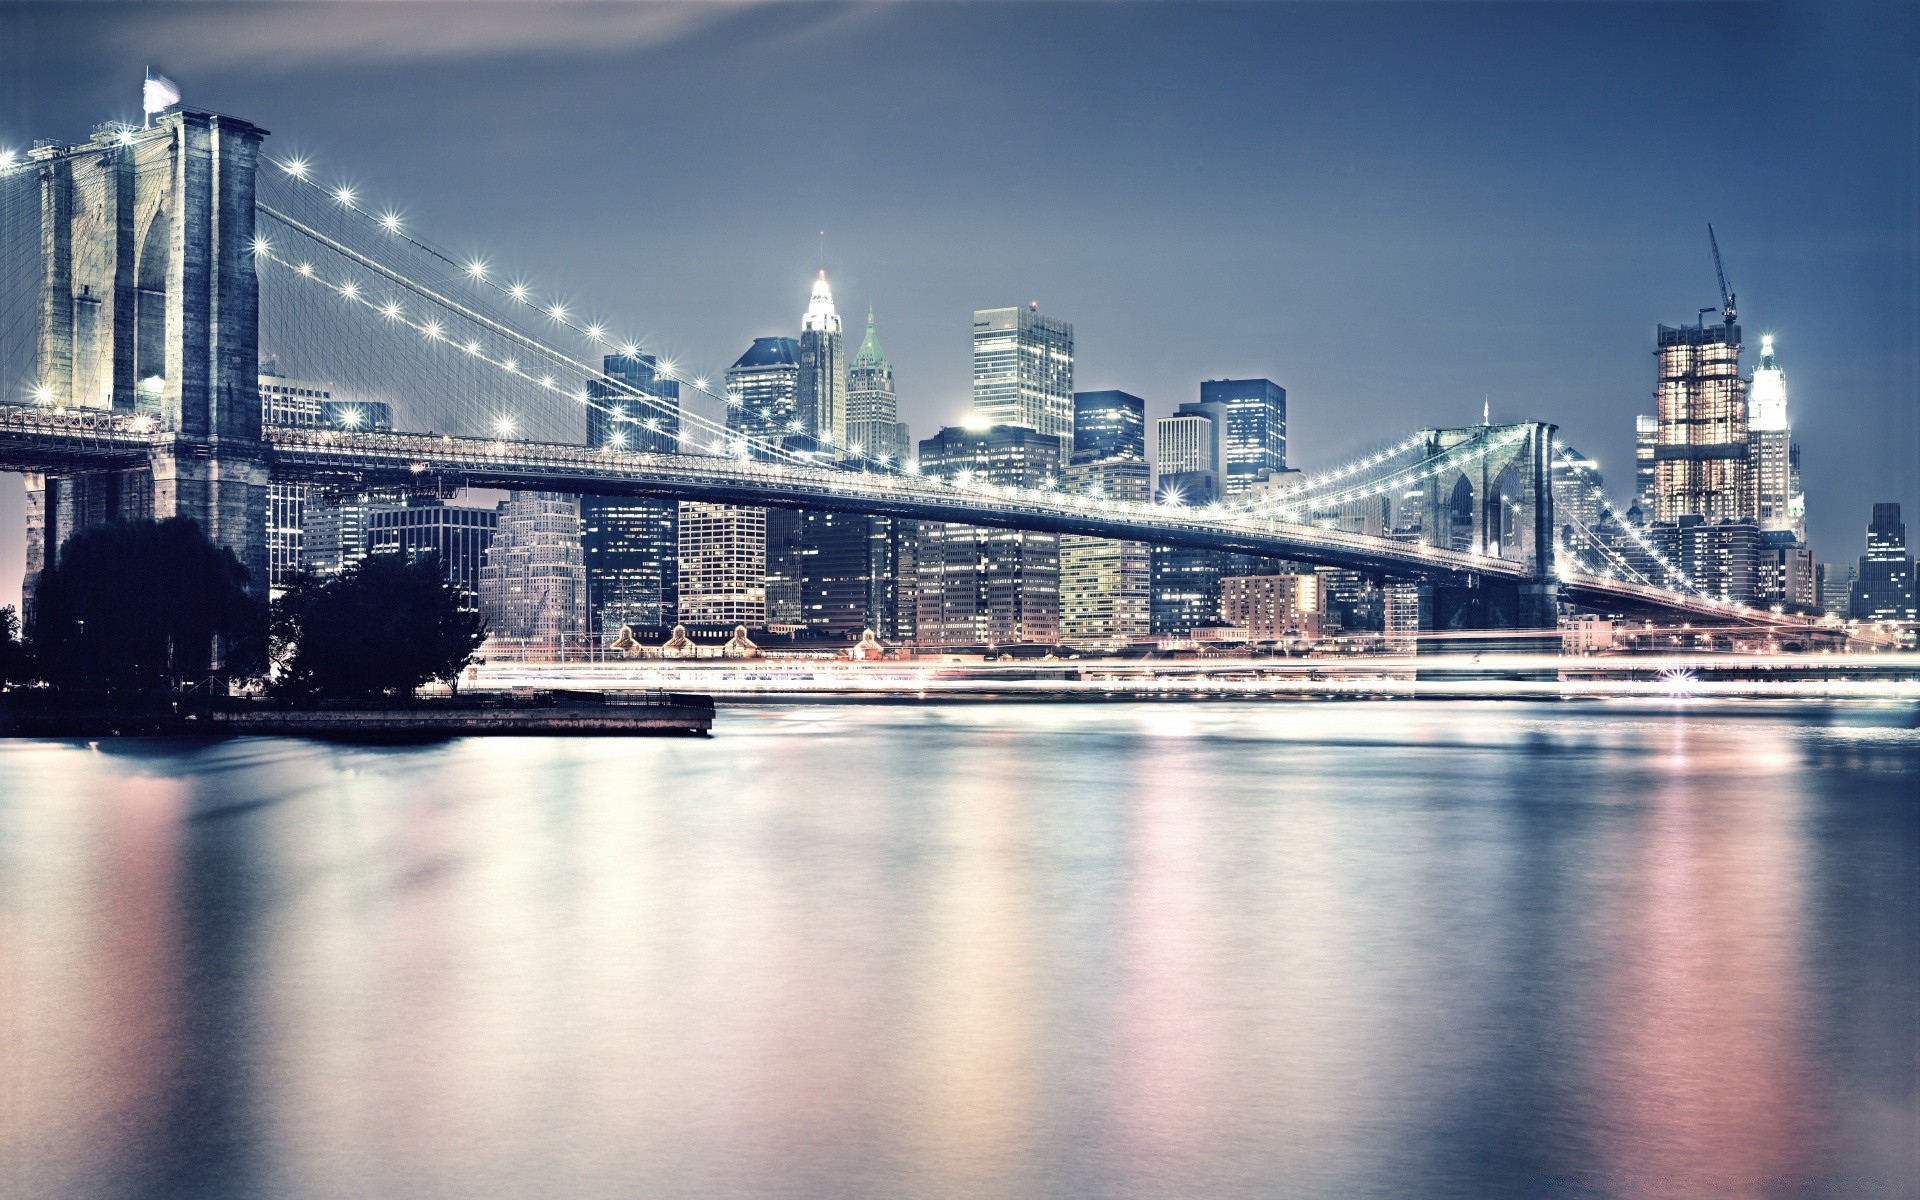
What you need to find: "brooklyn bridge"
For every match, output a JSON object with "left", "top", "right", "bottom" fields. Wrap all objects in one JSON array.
[{"left": 0, "top": 107, "right": 1811, "bottom": 636}]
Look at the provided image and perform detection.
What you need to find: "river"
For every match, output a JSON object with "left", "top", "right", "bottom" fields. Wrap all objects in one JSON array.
[{"left": 3, "top": 700, "right": 1916, "bottom": 1198}]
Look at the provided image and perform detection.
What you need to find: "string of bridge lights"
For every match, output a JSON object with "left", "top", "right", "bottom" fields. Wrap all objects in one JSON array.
[
  {"left": 248, "top": 233, "right": 1543, "bottom": 564},
  {"left": 1253, "top": 427, "right": 1532, "bottom": 525},
  {"left": 265, "top": 156, "right": 912, "bottom": 474},
  {"left": 254, "top": 153, "right": 1718, "bottom": 592},
  {"left": 253, "top": 205, "right": 882, "bottom": 475},
  {"left": 1230, "top": 435, "right": 1427, "bottom": 513},
  {"left": 1548, "top": 442, "right": 1723, "bottom": 603},
  {"left": 255, "top": 198, "right": 856, "bottom": 470}
]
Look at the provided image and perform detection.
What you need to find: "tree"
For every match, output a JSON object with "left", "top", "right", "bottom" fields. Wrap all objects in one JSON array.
[
  {"left": 32, "top": 518, "right": 264, "bottom": 692},
  {"left": 0, "top": 604, "right": 21, "bottom": 687},
  {"left": 272, "top": 552, "right": 486, "bottom": 700}
]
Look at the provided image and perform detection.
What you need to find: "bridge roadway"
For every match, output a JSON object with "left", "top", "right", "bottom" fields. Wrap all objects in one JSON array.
[
  {"left": 265, "top": 425, "right": 1525, "bottom": 582},
  {"left": 0, "top": 406, "right": 1815, "bottom": 628}
]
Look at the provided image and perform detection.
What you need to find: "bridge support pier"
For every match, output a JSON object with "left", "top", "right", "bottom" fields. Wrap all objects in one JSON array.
[
  {"left": 22, "top": 110, "right": 269, "bottom": 628},
  {"left": 1419, "top": 578, "right": 1560, "bottom": 663}
]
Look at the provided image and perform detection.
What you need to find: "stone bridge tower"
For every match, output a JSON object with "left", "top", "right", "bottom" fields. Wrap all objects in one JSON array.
[
  {"left": 1414, "top": 421, "right": 1558, "bottom": 632},
  {"left": 25, "top": 109, "right": 269, "bottom": 621}
]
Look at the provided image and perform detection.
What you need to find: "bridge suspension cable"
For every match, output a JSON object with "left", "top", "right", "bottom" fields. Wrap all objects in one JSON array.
[{"left": 262, "top": 157, "right": 912, "bottom": 473}]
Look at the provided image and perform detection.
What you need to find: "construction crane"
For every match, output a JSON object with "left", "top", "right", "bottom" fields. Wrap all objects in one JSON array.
[{"left": 1708, "top": 223, "right": 1736, "bottom": 326}]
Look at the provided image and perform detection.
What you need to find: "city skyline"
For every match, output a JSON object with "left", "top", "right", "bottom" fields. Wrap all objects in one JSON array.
[{"left": 0, "top": 1, "right": 1915, "bottom": 609}]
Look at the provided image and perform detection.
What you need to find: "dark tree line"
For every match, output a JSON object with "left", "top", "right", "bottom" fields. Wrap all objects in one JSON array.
[
  {"left": 5, "top": 518, "right": 484, "bottom": 700},
  {"left": 31, "top": 517, "right": 264, "bottom": 692}
]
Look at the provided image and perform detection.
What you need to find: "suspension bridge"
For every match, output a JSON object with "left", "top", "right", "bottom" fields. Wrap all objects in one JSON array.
[{"left": 0, "top": 107, "right": 1817, "bottom": 637}]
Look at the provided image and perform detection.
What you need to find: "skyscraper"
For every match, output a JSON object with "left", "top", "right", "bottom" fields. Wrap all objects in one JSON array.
[
  {"left": 1071, "top": 390, "right": 1147, "bottom": 464},
  {"left": 972, "top": 304, "right": 1074, "bottom": 451},
  {"left": 1200, "top": 378, "right": 1287, "bottom": 495},
  {"left": 583, "top": 351, "right": 681, "bottom": 638},
  {"left": 727, "top": 336, "right": 804, "bottom": 453},
  {"left": 797, "top": 272, "right": 848, "bottom": 450},
  {"left": 1851, "top": 503, "right": 1916, "bottom": 622},
  {"left": 847, "top": 308, "right": 909, "bottom": 465},
  {"left": 1653, "top": 319, "right": 1750, "bottom": 524},
  {"left": 367, "top": 498, "right": 498, "bottom": 599},
  {"left": 1633, "top": 414, "right": 1657, "bottom": 518},
  {"left": 914, "top": 424, "right": 1062, "bottom": 647},
  {"left": 708, "top": 338, "right": 804, "bottom": 631},
  {"left": 798, "top": 510, "right": 904, "bottom": 640},
  {"left": 1059, "top": 390, "right": 1151, "bottom": 645},
  {"left": 1059, "top": 456, "right": 1151, "bottom": 645},
  {"left": 258, "top": 363, "right": 332, "bottom": 591},
  {"left": 677, "top": 503, "right": 767, "bottom": 628},
  {"left": 1156, "top": 413, "right": 1216, "bottom": 478},
  {"left": 478, "top": 492, "right": 588, "bottom": 655},
  {"left": 1747, "top": 334, "right": 1804, "bottom": 541}
]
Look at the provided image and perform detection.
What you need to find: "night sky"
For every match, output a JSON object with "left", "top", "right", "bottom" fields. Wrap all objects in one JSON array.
[{"left": 2, "top": 1, "right": 1915, "bottom": 606}]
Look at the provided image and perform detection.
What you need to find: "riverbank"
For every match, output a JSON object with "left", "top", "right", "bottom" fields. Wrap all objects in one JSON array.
[{"left": 0, "top": 689, "right": 715, "bottom": 739}]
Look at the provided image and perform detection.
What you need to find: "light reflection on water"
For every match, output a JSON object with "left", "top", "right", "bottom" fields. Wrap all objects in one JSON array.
[{"left": 1, "top": 701, "right": 1915, "bottom": 1199}]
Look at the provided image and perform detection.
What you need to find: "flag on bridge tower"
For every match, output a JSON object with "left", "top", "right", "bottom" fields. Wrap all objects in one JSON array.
[{"left": 143, "top": 70, "right": 181, "bottom": 126}]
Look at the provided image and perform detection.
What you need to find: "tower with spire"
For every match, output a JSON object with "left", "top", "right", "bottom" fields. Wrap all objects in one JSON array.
[
  {"left": 846, "top": 306, "right": 910, "bottom": 464},
  {"left": 797, "top": 270, "right": 848, "bottom": 451},
  {"left": 1748, "top": 333, "right": 1805, "bottom": 542}
]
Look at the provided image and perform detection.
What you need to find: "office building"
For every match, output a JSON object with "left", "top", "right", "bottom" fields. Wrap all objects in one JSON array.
[
  {"left": 797, "top": 271, "right": 848, "bottom": 449},
  {"left": 367, "top": 498, "right": 498, "bottom": 599},
  {"left": 1071, "top": 390, "right": 1147, "bottom": 464},
  {"left": 972, "top": 304, "right": 1074, "bottom": 450},
  {"left": 1633, "top": 413, "right": 1657, "bottom": 518},
  {"left": 1550, "top": 449, "right": 1603, "bottom": 561},
  {"left": 1156, "top": 413, "right": 1216, "bottom": 483},
  {"left": 1059, "top": 457, "right": 1151, "bottom": 644},
  {"left": 726, "top": 336, "right": 804, "bottom": 453},
  {"left": 1221, "top": 573, "right": 1326, "bottom": 641},
  {"left": 258, "top": 364, "right": 331, "bottom": 590},
  {"left": 707, "top": 337, "right": 803, "bottom": 631},
  {"left": 301, "top": 490, "right": 405, "bottom": 580},
  {"left": 1747, "top": 334, "right": 1804, "bottom": 541},
  {"left": 478, "top": 492, "right": 588, "bottom": 654},
  {"left": 1754, "top": 529, "right": 1816, "bottom": 612},
  {"left": 1201, "top": 378, "right": 1287, "bottom": 495},
  {"left": 1851, "top": 503, "right": 1916, "bottom": 622},
  {"left": 583, "top": 351, "right": 681, "bottom": 637},
  {"left": 1653, "top": 319, "right": 1750, "bottom": 524},
  {"left": 914, "top": 424, "right": 1062, "bottom": 647},
  {"left": 675, "top": 503, "right": 765, "bottom": 628},
  {"left": 798, "top": 510, "right": 905, "bottom": 640},
  {"left": 847, "top": 308, "right": 910, "bottom": 465},
  {"left": 1665, "top": 515, "right": 1758, "bottom": 606},
  {"left": 1818, "top": 562, "right": 1858, "bottom": 619}
]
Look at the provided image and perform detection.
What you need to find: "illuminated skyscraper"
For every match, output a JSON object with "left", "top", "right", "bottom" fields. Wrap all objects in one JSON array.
[
  {"left": 583, "top": 351, "right": 680, "bottom": 637},
  {"left": 1852, "top": 503, "right": 1916, "bottom": 622},
  {"left": 712, "top": 338, "right": 802, "bottom": 630},
  {"left": 1633, "top": 414, "right": 1657, "bottom": 517},
  {"left": 727, "top": 336, "right": 803, "bottom": 452},
  {"left": 678, "top": 503, "right": 767, "bottom": 628},
  {"left": 1200, "top": 377, "right": 1287, "bottom": 495},
  {"left": 1653, "top": 319, "right": 1750, "bottom": 524},
  {"left": 846, "top": 308, "right": 909, "bottom": 465},
  {"left": 479, "top": 492, "right": 588, "bottom": 655},
  {"left": 1071, "top": 390, "right": 1147, "bottom": 464},
  {"left": 1059, "top": 457, "right": 1151, "bottom": 645},
  {"left": 258, "top": 363, "right": 331, "bottom": 591},
  {"left": 1747, "top": 334, "right": 1804, "bottom": 541},
  {"left": 972, "top": 304, "right": 1074, "bottom": 451},
  {"left": 1060, "top": 390, "right": 1151, "bottom": 644},
  {"left": 797, "top": 272, "right": 848, "bottom": 449}
]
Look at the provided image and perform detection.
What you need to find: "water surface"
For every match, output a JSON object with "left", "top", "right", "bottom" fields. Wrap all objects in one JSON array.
[{"left": 3, "top": 700, "right": 1916, "bottom": 1199}]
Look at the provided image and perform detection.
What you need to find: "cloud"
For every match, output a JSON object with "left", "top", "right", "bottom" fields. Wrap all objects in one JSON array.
[{"left": 108, "top": 1, "right": 749, "bottom": 69}]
